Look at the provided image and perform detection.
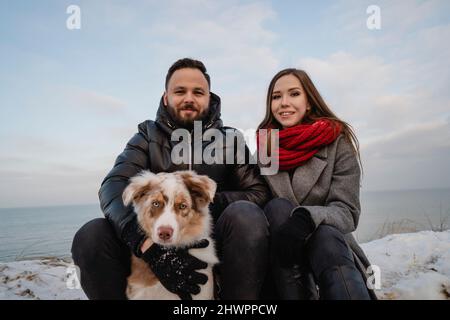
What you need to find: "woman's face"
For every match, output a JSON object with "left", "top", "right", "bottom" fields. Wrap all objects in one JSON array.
[{"left": 270, "top": 74, "right": 309, "bottom": 128}]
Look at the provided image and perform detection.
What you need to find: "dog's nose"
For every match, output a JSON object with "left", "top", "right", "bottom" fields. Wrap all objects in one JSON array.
[{"left": 157, "top": 226, "right": 173, "bottom": 241}]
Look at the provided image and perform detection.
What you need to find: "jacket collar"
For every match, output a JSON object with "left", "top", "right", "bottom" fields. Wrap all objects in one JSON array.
[
  {"left": 155, "top": 92, "right": 223, "bottom": 135},
  {"left": 291, "top": 153, "right": 328, "bottom": 204},
  {"left": 265, "top": 145, "right": 329, "bottom": 205}
]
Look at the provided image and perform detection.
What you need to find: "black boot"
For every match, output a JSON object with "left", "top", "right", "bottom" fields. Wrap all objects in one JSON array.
[
  {"left": 272, "top": 264, "right": 306, "bottom": 300},
  {"left": 271, "top": 263, "right": 319, "bottom": 300},
  {"left": 318, "top": 264, "right": 371, "bottom": 300}
]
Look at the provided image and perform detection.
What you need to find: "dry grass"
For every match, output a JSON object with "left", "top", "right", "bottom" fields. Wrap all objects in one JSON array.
[
  {"left": 366, "top": 208, "right": 450, "bottom": 241},
  {"left": 423, "top": 207, "right": 450, "bottom": 232},
  {"left": 371, "top": 218, "right": 418, "bottom": 240}
]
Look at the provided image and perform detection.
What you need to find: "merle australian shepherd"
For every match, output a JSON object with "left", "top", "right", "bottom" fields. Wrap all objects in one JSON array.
[{"left": 122, "top": 170, "right": 219, "bottom": 300}]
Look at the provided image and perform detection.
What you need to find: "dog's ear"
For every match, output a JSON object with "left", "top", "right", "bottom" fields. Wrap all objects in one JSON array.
[
  {"left": 178, "top": 171, "right": 217, "bottom": 209},
  {"left": 122, "top": 171, "right": 157, "bottom": 207}
]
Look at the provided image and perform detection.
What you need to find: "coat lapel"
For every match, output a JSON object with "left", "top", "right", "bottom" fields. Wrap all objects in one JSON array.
[
  {"left": 264, "top": 172, "right": 299, "bottom": 205},
  {"left": 292, "top": 147, "right": 328, "bottom": 204}
]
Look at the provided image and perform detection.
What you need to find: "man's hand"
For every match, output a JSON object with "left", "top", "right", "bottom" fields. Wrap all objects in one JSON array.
[
  {"left": 273, "top": 208, "right": 316, "bottom": 267},
  {"left": 141, "top": 239, "right": 210, "bottom": 300}
]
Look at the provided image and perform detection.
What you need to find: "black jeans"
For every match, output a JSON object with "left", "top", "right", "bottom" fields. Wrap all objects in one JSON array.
[
  {"left": 71, "top": 200, "right": 269, "bottom": 300},
  {"left": 264, "top": 198, "right": 371, "bottom": 300}
]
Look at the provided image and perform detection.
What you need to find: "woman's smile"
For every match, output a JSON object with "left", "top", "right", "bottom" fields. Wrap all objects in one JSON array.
[{"left": 279, "top": 111, "right": 296, "bottom": 118}]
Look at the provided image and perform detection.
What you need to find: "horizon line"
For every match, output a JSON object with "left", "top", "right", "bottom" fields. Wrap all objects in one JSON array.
[{"left": 1, "top": 186, "right": 450, "bottom": 210}]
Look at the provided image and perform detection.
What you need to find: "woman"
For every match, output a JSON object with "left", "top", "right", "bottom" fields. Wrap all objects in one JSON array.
[{"left": 257, "top": 68, "right": 377, "bottom": 300}]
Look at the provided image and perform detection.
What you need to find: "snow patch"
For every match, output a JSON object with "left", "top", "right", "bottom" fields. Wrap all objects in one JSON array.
[{"left": 361, "top": 230, "right": 450, "bottom": 299}]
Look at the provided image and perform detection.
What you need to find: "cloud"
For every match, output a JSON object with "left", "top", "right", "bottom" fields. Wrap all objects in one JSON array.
[
  {"left": 0, "top": 168, "right": 104, "bottom": 208},
  {"left": 294, "top": 45, "right": 450, "bottom": 190},
  {"left": 0, "top": 150, "right": 112, "bottom": 208},
  {"left": 327, "top": 0, "right": 449, "bottom": 48},
  {"left": 297, "top": 52, "right": 394, "bottom": 125},
  {"left": 61, "top": 86, "right": 128, "bottom": 114},
  {"left": 362, "top": 119, "right": 450, "bottom": 159},
  {"left": 143, "top": 0, "right": 279, "bottom": 85},
  {"left": 0, "top": 134, "right": 116, "bottom": 181}
]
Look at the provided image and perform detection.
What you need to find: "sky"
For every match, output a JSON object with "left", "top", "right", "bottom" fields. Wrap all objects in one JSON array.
[{"left": 1, "top": 0, "right": 449, "bottom": 208}]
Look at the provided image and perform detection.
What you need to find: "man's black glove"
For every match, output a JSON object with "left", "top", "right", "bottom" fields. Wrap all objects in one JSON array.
[
  {"left": 141, "top": 239, "right": 210, "bottom": 300},
  {"left": 122, "top": 215, "right": 147, "bottom": 257},
  {"left": 209, "top": 193, "right": 227, "bottom": 223},
  {"left": 273, "top": 207, "right": 316, "bottom": 267}
]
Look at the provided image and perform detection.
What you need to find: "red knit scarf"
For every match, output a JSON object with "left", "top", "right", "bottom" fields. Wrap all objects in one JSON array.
[{"left": 258, "top": 119, "right": 342, "bottom": 171}]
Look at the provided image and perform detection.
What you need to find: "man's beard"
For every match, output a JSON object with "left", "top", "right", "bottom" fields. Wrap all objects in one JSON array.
[{"left": 166, "top": 103, "right": 209, "bottom": 129}]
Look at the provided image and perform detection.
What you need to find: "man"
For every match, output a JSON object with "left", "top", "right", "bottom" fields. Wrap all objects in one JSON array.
[{"left": 71, "top": 58, "right": 270, "bottom": 300}]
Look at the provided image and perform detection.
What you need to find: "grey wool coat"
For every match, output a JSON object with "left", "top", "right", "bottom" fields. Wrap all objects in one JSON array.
[{"left": 263, "top": 134, "right": 378, "bottom": 299}]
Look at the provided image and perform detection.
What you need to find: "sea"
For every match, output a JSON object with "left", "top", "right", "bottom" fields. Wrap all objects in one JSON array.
[{"left": 0, "top": 188, "right": 449, "bottom": 262}]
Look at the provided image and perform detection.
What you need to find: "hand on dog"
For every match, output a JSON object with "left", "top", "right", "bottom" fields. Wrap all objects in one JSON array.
[
  {"left": 141, "top": 239, "right": 210, "bottom": 300},
  {"left": 273, "top": 208, "right": 316, "bottom": 267},
  {"left": 140, "top": 238, "right": 152, "bottom": 254}
]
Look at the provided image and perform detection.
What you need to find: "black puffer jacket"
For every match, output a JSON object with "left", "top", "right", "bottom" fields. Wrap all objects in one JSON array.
[{"left": 98, "top": 92, "right": 270, "bottom": 252}]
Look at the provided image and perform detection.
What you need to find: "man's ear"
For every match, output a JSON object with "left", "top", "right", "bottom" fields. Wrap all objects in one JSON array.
[
  {"left": 122, "top": 171, "right": 157, "bottom": 207},
  {"left": 177, "top": 171, "right": 217, "bottom": 210},
  {"left": 163, "top": 92, "right": 168, "bottom": 107}
]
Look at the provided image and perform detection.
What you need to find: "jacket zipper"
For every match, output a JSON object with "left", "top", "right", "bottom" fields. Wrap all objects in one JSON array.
[
  {"left": 168, "top": 120, "right": 214, "bottom": 170},
  {"left": 188, "top": 130, "right": 193, "bottom": 171}
]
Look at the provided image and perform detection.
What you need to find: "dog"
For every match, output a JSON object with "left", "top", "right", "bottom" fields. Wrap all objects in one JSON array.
[{"left": 122, "top": 170, "right": 219, "bottom": 300}]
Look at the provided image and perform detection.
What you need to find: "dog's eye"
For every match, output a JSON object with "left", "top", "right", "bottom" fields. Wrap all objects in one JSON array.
[
  {"left": 179, "top": 203, "right": 187, "bottom": 210},
  {"left": 152, "top": 201, "right": 160, "bottom": 207}
]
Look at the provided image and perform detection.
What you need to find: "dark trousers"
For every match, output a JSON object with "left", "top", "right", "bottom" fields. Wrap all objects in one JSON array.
[
  {"left": 71, "top": 200, "right": 269, "bottom": 300},
  {"left": 263, "top": 198, "right": 371, "bottom": 300}
]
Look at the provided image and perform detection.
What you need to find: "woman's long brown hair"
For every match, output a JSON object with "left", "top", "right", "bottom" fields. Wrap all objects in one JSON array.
[{"left": 257, "top": 68, "right": 363, "bottom": 174}]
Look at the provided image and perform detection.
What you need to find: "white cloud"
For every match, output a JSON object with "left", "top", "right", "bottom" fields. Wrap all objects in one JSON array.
[
  {"left": 62, "top": 86, "right": 128, "bottom": 114},
  {"left": 0, "top": 149, "right": 112, "bottom": 208},
  {"left": 327, "top": 0, "right": 449, "bottom": 48},
  {"left": 295, "top": 45, "right": 450, "bottom": 190},
  {"left": 0, "top": 168, "right": 104, "bottom": 208},
  {"left": 362, "top": 119, "right": 450, "bottom": 159},
  {"left": 297, "top": 52, "right": 394, "bottom": 125},
  {"left": 143, "top": 1, "right": 279, "bottom": 85}
]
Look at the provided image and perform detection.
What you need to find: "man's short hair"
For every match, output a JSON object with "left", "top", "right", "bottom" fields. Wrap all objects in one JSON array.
[{"left": 165, "top": 58, "right": 211, "bottom": 90}]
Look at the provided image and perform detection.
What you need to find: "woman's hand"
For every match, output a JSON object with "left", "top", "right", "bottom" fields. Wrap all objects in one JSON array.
[{"left": 273, "top": 208, "right": 316, "bottom": 267}]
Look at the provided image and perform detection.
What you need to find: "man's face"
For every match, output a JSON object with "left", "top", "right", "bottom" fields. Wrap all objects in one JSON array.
[{"left": 163, "top": 68, "right": 210, "bottom": 128}]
